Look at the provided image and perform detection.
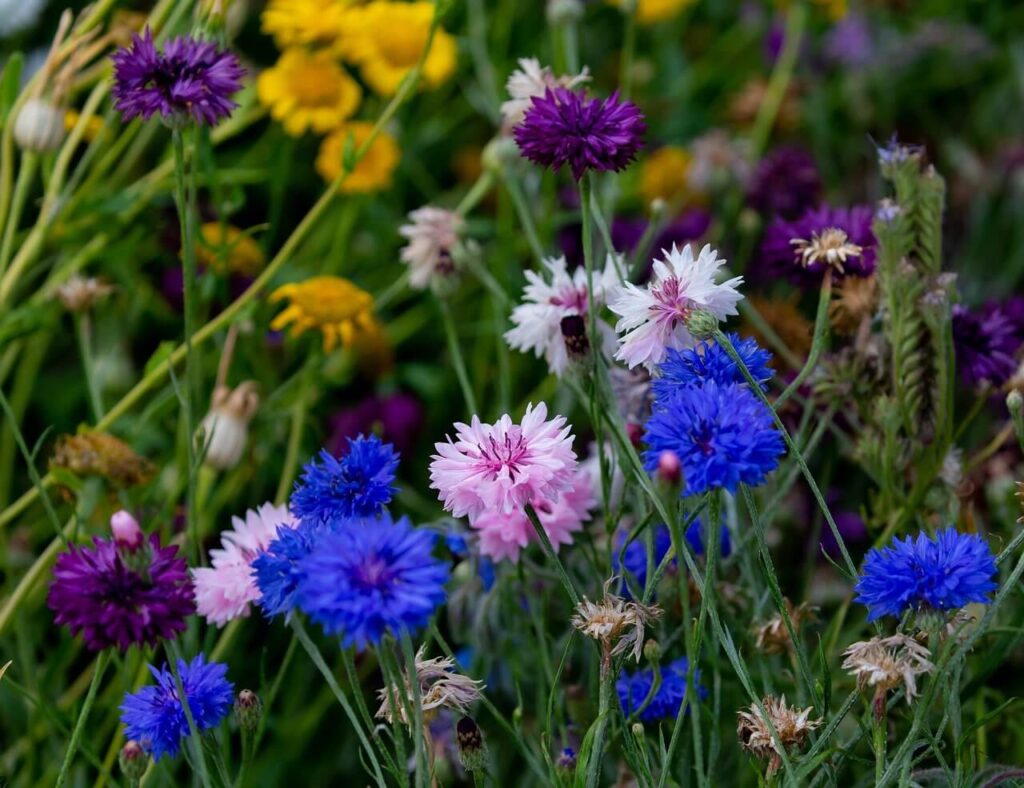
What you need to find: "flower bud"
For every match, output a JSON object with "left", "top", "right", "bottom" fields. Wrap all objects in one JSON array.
[
  {"left": 684, "top": 308, "right": 719, "bottom": 340},
  {"left": 200, "top": 382, "right": 259, "bottom": 471},
  {"left": 631, "top": 721, "right": 645, "bottom": 738},
  {"left": 557, "top": 746, "right": 578, "bottom": 771},
  {"left": 14, "top": 98, "right": 65, "bottom": 153},
  {"left": 656, "top": 450, "right": 682, "bottom": 485},
  {"left": 111, "top": 510, "right": 143, "bottom": 551},
  {"left": 119, "top": 740, "right": 149, "bottom": 784},
  {"left": 456, "top": 716, "right": 488, "bottom": 773},
  {"left": 234, "top": 689, "right": 262, "bottom": 734},
  {"left": 649, "top": 197, "right": 667, "bottom": 219},
  {"left": 482, "top": 135, "right": 520, "bottom": 171},
  {"left": 643, "top": 638, "right": 661, "bottom": 663},
  {"left": 626, "top": 422, "right": 644, "bottom": 449}
]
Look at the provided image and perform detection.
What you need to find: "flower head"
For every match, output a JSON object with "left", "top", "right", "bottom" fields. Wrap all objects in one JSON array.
[
  {"left": 430, "top": 403, "right": 578, "bottom": 520},
  {"left": 399, "top": 206, "right": 465, "bottom": 291},
  {"left": 652, "top": 333, "right": 773, "bottom": 400},
  {"left": 120, "top": 655, "right": 233, "bottom": 760},
  {"left": 753, "top": 600, "right": 818, "bottom": 656},
  {"left": 644, "top": 380, "right": 784, "bottom": 495},
  {"left": 376, "top": 647, "right": 484, "bottom": 725},
  {"left": 505, "top": 255, "right": 621, "bottom": 376},
  {"left": 791, "top": 227, "right": 864, "bottom": 273},
  {"left": 257, "top": 48, "right": 362, "bottom": 136},
  {"left": 261, "top": 0, "right": 355, "bottom": 53},
  {"left": 196, "top": 224, "right": 264, "bottom": 277},
  {"left": 48, "top": 528, "right": 193, "bottom": 651},
  {"left": 297, "top": 515, "right": 450, "bottom": 650},
  {"left": 112, "top": 30, "right": 244, "bottom": 126},
  {"left": 501, "top": 57, "right": 590, "bottom": 128},
  {"left": 270, "top": 276, "right": 376, "bottom": 352},
  {"left": 316, "top": 122, "right": 400, "bottom": 192},
  {"left": 55, "top": 275, "right": 114, "bottom": 312},
  {"left": 571, "top": 579, "right": 663, "bottom": 662},
  {"left": 842, "top": 634, "right": 934, "bottom": 704},
  {"left": 609, "top": 244, "right": 744, "bottom": 371},
  {"left": 291, "top": 436, "right": 399, "bottom": 522},
  {"left": 737, "top": 696, "right": 821, "bottom": 778},
  {"left": 854, "top": 527, "right": 997, "bottom": 621},
  {"left": 641, "top": 146, "right": 694, "bottom": 205},
  {"left": 50, "top": 431, "right": 154, "bottom": 487},
  {"left": 952, "top": 304, "right": 1019, "bottom": 387},
  {"left": 192, "top": 503, "right": 298, "bottom": 627},
  {"left": 617, "top": 656, "right": 706, "bottom": 723},
  {"left": 747, "top": 146, "right": 821, "bottom": 220},
  {"left": 252, "top": 519, "right": 329, "bottom": 618},
  {"left": 514, "top": 88, "right": 646, "bottom": 180}
]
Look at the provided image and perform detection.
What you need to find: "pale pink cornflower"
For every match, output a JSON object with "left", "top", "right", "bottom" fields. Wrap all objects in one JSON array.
[
  {"left": 608, "top": 243, "right": 743, "bottom": 371},
  {"left": 505, "top": 255, "right": 621, "bottom": 376},
  {"left": 472, "top": 469, "right": 596, "bottom": 562},
  {"left": 501, "top": 57, "right": 590, "bottom": 128},
  {"left": 192, "top": 503, "right": 298, "bottom": 627},
  {"left": 429, "top": 402, "right": 577, "bottom": 521},
  {"left": 399, "top": 206, "right": 465, "bottom": 291}
]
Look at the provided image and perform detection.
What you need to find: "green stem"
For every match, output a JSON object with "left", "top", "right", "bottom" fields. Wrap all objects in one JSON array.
[
  {"left": 456, "top": 170, "right": 495, "bottom": 217},
  {"left": 524, "top": 502, "right": 581, "bottom": 606},
  {"left": 578, "top": 176, "right": 600, "bottom": 371},
  {"left": 749, "top": 1, "right": 807, "bottom": 158},
  {"left": 0, "top": 152, "right": 37, "bottom": 275},
  {"left": 75, "top": 313, "right": 104, "bottom": 423},
  {"left": 167, "top": 643, "right": 213, "bottom": 788},
  {"left": 439, "top": 297, "right": 478, "bottom": 415},
  {"left": 55, "top": 652, "right": 110, "bottom": 788},
  {"left": 585, "top": 655, "right": 614, "bottom": 788},
  {"left": 400, "top": 633, "right": 430, "bottom": 788},
  {"left": 774, "top": 272, "right": 831, "bottom": 409},
  {"left": 873, "top": 702, "right": 887, "bottom": 786},
  {"left": 502, "top": 175, "right": 546, "bottom": 263}
]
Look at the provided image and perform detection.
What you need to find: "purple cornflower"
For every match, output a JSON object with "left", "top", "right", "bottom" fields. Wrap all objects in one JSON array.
[
  {"left": 514, "top": 88, "right": 646, "bottom": 180},
  {"left": 747, "top": 147, "right": 822, "bottom": 220},
  {"left": 47, "top": 534, "right": 194, "bottom": 651},
  {"left": 112, "top": 29, "right": 244, "bottom": 126},
  {"left": 823, "top": 14, "right": 874, "bottom": 68},
  {"left": 756, "top": 204, "right": 876, "bottom": 287},
  {"left": 328, "top": 393, "right": 423, "bottom": 457},
  {"left": 952, "top": 304, "right": 1019, "bottom": 387}
]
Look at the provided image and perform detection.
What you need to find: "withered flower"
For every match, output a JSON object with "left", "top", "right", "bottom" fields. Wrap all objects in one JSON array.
[
  {"left": 829, "top": 275, "right": 879, "bottom": 335},
  {"left": 571, "top": 578, "right": 663, "bottom": 663},
  {"left": 50, "top": 432, "right": 154, "bottom": 487},
  {"left": 752, "top": 599, "right": 818, "bottom": 656},
  {"left": 842, "top": 634, "right": 934, "bottom": 709},
  {"left": 737, "top": 696, "right": 821, "bottom": 778},
  {"left": 376, "top": 647, "right": 484, "bottom": 726}
]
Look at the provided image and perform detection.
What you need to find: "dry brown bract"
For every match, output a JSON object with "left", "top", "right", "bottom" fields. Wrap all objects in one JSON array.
[
  {"left": 55, "top": 275, "right": 114, "bottom": 312},
  {"left": 50, "top": 431, "right": 154, "bottom": 487},
  {"left": 791, "top": 227, "right": 863, "bottom": 273},
  {"left": 842, "top": 634, "right": 934, "bottom": 704},
  {"left": 829, "top": 275, "right": 879, "bottom": 335},
  {"left": 737, "top": 695, "right": 822, "bottom": 778},
  {"left": 752, "top": 599, "right": 818, "bottom": 656},
  {"left": 376, "top": 647, "right": 484, "bottom": 726},
  {"left": 571, "top": 579, "right": 663, "bottom": 663}
]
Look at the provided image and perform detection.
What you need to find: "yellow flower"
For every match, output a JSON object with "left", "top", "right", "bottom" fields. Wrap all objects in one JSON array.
[
  {"left": 316, "top": 122, "right": 400, "bottom": 193},
  {"left": 608, "top": 0, "right": 695, "bottom": 24},
  {"left": 641, "top": 146, "right": 694, "bottom": 206},
  {"left": 270, "top": 276, "right": 376, "bottom": 352},
  {"left": 345, "top": 1, "right": 458, "bottom": 97},
  {"left": 261, "top": 0, "right": 357, "bottom": 55},
  {"left": 63, "top": 110, "right": 105, "bottom": 142},
  {"left": 258, "top": 49, "right": 362, "bottom": 136},
  {"left": 196, "top": 223, "right": 265, "bottom": 277}
]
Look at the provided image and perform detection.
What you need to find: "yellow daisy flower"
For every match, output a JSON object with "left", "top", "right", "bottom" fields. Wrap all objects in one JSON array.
[
  {"left": 345, "top": 1, "right": 458, "bottom": 97},
  {"left": 270, "top": 276, "right": 376, "bottom": 352},
  {"left": 316, "top": 122, "right": 400, "bottom": 193},
  {"left": 608, "top": 0, "right": 695, "bottom": 25},
  {"left": 196, "top": 224, "right": 265, "bottom": 277},
  {"left": 258, "top": 49, "right": 362, "bottom": 136},
  {"left": 641, "top": 146, "right": 695, "bottom": 206},
  {"left": 261, "top": 0, "right": 357, "bottom": 55}
]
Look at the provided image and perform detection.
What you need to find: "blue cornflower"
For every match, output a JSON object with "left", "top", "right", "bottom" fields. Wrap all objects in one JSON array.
[
  {"left": 615, "top": 522, "right": 733, "bottom": 592},
  {"left": 290, "top": 435, "right": 399, "bottom": 521},
  {"left": 855, "top": 527, "right": 997, "bottom": 621},
  {"left": 643, "top": 381, "right": 785, "bottom": 495},
  {"left": 120, "top": 654, "right": 233, "bottom": 760},
  {"left": 297, "top": 515, "right": 450, "bottom": 650},
  {"left": 252, "top": 519, "right": 330, "bottom": 617},
  {"left": 652, "top": 333, "right": 774, "bottom": 402},
  {"left": 617, "top": 656, "right": 707, "bottom": 723}
]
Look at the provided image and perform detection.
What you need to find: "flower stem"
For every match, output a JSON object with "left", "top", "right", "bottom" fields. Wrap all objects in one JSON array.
[
  {"left": 524, "top": 502, "right": 581, "bottom": 607},
  {"left": 0, "top": 152, "right": 37, "bottom": 276},
  {"left": 167, "top": 642, "right": 213, "bottom": 788},
  {"left": 773, "top": 269, "right": 831, "bottom": 409},
  {"left": 749, "top": 1, "right": 807, "bottom": 158},
  {"left": 873, "top": 691, "right": 887, "bottom": 785},
  {"left": 439, "top": 296, "right": 479, "bottom": 415},
  {"left": 502, "top": 175, "right": 546, "bottom": 263},
  {"left": 54, "top": 651, "right": 109, "bottom": 788},
  {"left": 74, "top": 312, "right": 104, "bottom": 423},
  {"left": 585, "top": 653, "right": 614, "bottom": 788}
]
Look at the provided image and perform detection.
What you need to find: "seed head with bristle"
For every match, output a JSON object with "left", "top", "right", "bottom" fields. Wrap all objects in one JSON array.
[
  {"left": 752, "top": 600, "right": 818, "bottom": 656},
  {"left": 571, "top": 578, "right": 663, "bottom": 662},
  {"left": 842, "top": 634, "right": 935, "bottom": 704},
  {"left": 791, "top": 227, "right": 864, "bottom": 272},
  {"left": 376, "top": 647, "right": 484, "bottom": 726},
  {"left": 737, "top": 696, "right": 822, "bottom": 777}
]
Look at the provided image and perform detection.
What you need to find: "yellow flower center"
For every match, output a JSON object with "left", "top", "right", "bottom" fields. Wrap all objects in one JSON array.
[{"left": 291, "top": 62, "right": 347, "bottom": 107}]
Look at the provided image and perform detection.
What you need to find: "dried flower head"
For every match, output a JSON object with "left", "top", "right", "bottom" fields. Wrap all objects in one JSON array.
[
  {"left": 50, "top": 431, "right": 155, "bottom": 487},
  {"left": 737, "top": 696, "right": 822, "bottom": 777},
  {"left": 376, "top": 647, "right": 484, "bottom": 725},
  {"left": 200, "top": 382, "right": 259, "bottom": 471},
  {"left": 829, "top": 275, "right": 879, "bottom": 335},
  {"left": 55, "top": 275, "right": 114, "bottom": 312},
  {"left": 571, "top": 579, "right": 663, "bottom": 662},
  {"left": 753, "top": 600, "right": 818, "bottom": 656},
  {"left": 791, "top": 227, "right": 864, "bottom": 273},
  {"left": 842, "top": 634, "right": 934, "bottom": 704}
]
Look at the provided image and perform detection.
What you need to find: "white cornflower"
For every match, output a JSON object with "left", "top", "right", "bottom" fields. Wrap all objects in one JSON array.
[
  {"left": 501, "top": 57, "right": 590, "bottom": 128},
  {"left": 608, "top": 244, "right": 744, "bottom": 371},
  {"left": 842, "top": 634, "right": 934, "bottom": 705},
  {"left": 398, "top": 206, "right": 465, "bottom": 291},
  {"left": 505, "top": 255, "right": 621, "bottom": 376},
  {"left": 571, "top": 578, "right": 662, "bottom": 663},
  {"left": 376, "top": 647, "right": 485, "bottom": 726}
]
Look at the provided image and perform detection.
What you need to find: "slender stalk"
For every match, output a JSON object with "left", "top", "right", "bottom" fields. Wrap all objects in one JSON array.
[
  {"left": 578, "top": 176, "right": 599, "bottom": 372},
  {"left": 749, "top": 1, "right": 807, "bottom": 158},
  {"left": 456, "top": 170, "right": 495, "bottom": 217},
  {"left": 439, "top": 297, "right": 479, "bottom": 415},
  {"left": 167, "top": 644, "right": 213, "bottom": 788},
  {"left": 55, "top": 652, "right": 110, "bottom": 788},
  {"left": 585, "top": 655, "right": 614, "bottom": 788},
  {"left": 524, "top": 502, "right": 581, "bottom": 607},
  {"left": 774, "top": 271, "right": 831, "bottom": 409},
  {"left": 74, "top": 313, "right": 104, "bottom": 422},
  {"left": 0, "top": 152, "right": 37, "bottom": 275},
  {"left": 400, "top": 634, "right": 430, "bottom": 788},
  {"left": 502, "top": 175, "right": 546, "bottom": 263}
]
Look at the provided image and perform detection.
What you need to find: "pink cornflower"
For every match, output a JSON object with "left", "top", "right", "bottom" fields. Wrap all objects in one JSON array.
[
  {"left": 608, "top": 244, "right": 743, "bottom": 371},
  {"left": 429, "top": 403, "right": 578, "bottom": 520},
  {"left": 473, "top": 470, "right": 596, "bottom": 562},
  {"left": 192, "top": 503, "right": 298, "bottom": 627}
]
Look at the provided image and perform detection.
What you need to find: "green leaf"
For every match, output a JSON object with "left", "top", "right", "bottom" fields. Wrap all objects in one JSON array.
[
  {"left": 573, "top": 711, "right": 608, "bottom": 788},
  {"left": 143, "top": 340, "right": 176, "bottom": 377},
  {"left": 956, "top": 697, "right": 1016, "bottom": 758},
  {"left": 0, "top": 52, "right": 24, "bottom": 125}
]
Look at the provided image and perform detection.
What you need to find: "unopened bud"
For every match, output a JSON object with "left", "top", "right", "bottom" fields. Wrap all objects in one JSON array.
[
  {"left": 482, "top": 135, "right": 521, "bottom": 172},
  {"left": 234, "top": 689, "right": 262, "bottom": 733},
  {"left": 649, "top": 197, "right": 667, "bottom": 218},
  {"left": 14, "top": 98, "right": 65, "bottom": 153},
  {"left": 560, "top": 314, "right": 590, "bottom": 362},
  {"left": 111, "top": 510, "right": 143, "bottom": 551},
  {"left": 656, "top": 450, "right": 682, "bottom": 485},
  {"left": 456, "top": 716, "right": 488, "bottom": 773},
  {"left": 643, "top": 639, "right": 661, "bottom": 663},
  {"left": 631, "top": 722, "right": 645, "bottom": 737},
  {"left": 200, "top": 382, "right": 259, "bottom": 471},
  {"left": 626, "top": 422, "right": 644, "bottom": 449},
  {"left": 119, "top": 740, "right": 149, "bottom": 783},
  {"left": 685, "top": 308, "right": 719, "bottom": 340},
  {"left": 1008, "top": 389, "right": 1023, "bottom": 416}
]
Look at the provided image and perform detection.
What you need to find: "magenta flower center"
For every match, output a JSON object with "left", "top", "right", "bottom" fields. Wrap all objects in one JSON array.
[
  {"left": 477, "top": 429, "right": 529, "bottom": 481},
  {"left": 550, "top": 286, "right": 588, "bottom": 313},
  {"left": 650, "top": 277, "right": 694, "bottom": 328},
  {"left": 355, "top": 554, "right": 395, "bottom": 589}
]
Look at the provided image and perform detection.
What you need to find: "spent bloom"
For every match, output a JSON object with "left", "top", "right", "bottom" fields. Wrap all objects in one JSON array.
[
  {"left": 652, "top": 332, "right": 774, "bottom": 401},
  {"left": 429, "top": 403, "right": 577, "bottom": 521},
  {"left": 501, "top": 57, "right": 590, "bottom": 128},
  {"left": 842, "top": 634, "right": 935, "bottom": 705},
  {"left": 192, "top": 503, "right": 298, "bottom": 627},
  {"left": 270, "top": 276, "right": 376, "bottom": 352},
  {"left": 199, "top": 381, "right": 260, "bottom": 472},
  {"left": 120, "top": 655, "right": 233, "bottom": 761},
  {"left": 505, "top": 255, "right": 621, "bottom": 376},
  {"left": 855, "top": 527, "right": 997, "bottom": 621},
  {"left": 48, "top": 522, "right": 193, "bottom": 651},
  {"left": 737, "top": 696, "right": 822, "bottom": 778},
  {"left": 290, "top": 435, "right": 399, "bottom": 522},
  {"left": 376, "top": 647, "right": 484, "bottom": 725},
  {"left": 609, "top": 244, "right": 744, "bottom": 371},
  {"left": 297, "top": 515, "right": 450, "bottom": 650},
  {"left": 571, "top": 579, "right": 663, "bottom": 662},
  {"left": 514, "top": 87, "right": 646, "bottom": 180},
  {"left": 617, "top": 656, "right": 706, "bottom": 723},
  {"left": 753, "top": 600, "right": 818, "bottom": 656},
  {"left": 643, "top": 380, "right": 785, "bottom": 495},
  {"left": 112, "top": 30, "right": 244, "bottom": 126},
  {"left": 55, "top": 275, "right": 114, "bottom": 312},
  {"left": 399, "top": 206, "right": 465, "bottom": 291}
]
